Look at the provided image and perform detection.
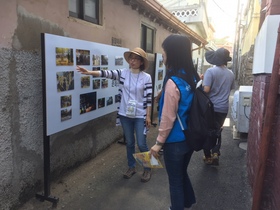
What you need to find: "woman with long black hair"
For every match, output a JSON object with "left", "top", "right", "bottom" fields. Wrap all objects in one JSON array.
[{"left": 150, "top": 34, "right": 200, "bottom": 210}]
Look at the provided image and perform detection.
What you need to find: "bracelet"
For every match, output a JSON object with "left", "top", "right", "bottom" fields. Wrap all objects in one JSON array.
[{"left": 156, "top": 140, "right": 164, "bottom": 146}]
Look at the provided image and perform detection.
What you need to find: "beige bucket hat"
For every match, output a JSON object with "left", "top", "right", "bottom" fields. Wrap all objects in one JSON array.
[{"left": 124, "top": 47, "right": 149, "bottom": 70}]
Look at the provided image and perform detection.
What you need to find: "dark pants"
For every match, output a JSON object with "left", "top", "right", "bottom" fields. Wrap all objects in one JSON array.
[
  {"left": 204, "top": 112, "right": 227, "bottom": 157},
  {"left": 164, "top": 141, "right": 196, "bottom": 210}
]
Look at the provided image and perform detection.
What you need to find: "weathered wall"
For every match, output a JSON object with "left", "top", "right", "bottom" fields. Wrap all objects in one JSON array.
[
  {"left": 238, "top": 45, "right": 254, "bottom": 86},
  {"left": 0, "top": 48, "right": 45, "bottom": 209},
  {"left": 247, "top": 74, "right": 280, "bottom": 210},
  {"left": 0, "top": 0, "right": 173, "bottom": 209}
]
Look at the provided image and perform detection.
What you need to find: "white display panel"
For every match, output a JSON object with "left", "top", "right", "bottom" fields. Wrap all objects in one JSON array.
[
  {"left": 42, "top": 33, "right": 129, "bottom": 135},
  {"left": 252, "top": 15, "right": 280, "bottom": 74},
  {"left": 153, "top": 53, "right": 166, "bottom": 97}
]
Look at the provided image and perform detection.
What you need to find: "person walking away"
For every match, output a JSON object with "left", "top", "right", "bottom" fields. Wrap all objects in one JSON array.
[
  {"left": 202, "top": 47, "right": 235, "bottom": 165},
  {"left": 150, "top": 34, "right": 200, "bottom": 210},
  {"left": 76, "top": 47, "right": 153, "bottom": 182}
]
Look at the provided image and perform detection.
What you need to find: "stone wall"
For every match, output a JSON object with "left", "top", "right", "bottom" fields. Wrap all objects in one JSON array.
[
  {"left": 0, "top": 48, "right": 43, "bottom": 209},
  {"left": 238, "top": 45, "right": 254, "bottom": 86}
]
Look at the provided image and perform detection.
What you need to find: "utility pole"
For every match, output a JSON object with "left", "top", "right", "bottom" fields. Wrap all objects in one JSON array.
[{"left": 232, "top": 0, "right": 241, "bottom": 78}]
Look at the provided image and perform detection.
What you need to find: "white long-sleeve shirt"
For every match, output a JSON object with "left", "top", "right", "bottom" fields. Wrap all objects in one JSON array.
[{"left": 100, "top": 68, "right": 153, "bottom": 118}]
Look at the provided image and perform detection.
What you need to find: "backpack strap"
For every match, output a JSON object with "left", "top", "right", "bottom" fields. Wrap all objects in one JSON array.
[
  {"left": 196, "top": 80, "right": 203, "bottom": 89},
  {"left": 170, "top": 76, "right": 192, "bottom": 131},
  {"left": 176, "top": 79, "right": 203, "bottom": 131},
  {"left": 177, "top": 113, "right": 185, "bottom": 130}
]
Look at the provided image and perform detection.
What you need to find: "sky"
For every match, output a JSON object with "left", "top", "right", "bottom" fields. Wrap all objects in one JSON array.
[
  {"left": 156, "top": 0, "right": 248, "bottom": 42},
  {"left": 207, "top": 0, "right": 247, "bottom": 41}
]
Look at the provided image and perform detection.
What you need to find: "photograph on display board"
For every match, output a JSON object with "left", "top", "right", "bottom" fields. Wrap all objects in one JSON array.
[
  {"left": 106, "top": 96, "right": 113, "bottom": 106},
  {"left": 159, "top": 58, "right": 163, "bottom": 68},
  {"left": 101, "top": 67, "right": 108, "bottom": 70},
  {"left": 98, "top": 98, "right": 105, "bottom": 108},
  {"left": 101, "top": 79, "right": 108, "bottom": 89},
  {"left": 115, "top": 56, "right": 123, "bottom": 66},
  {"left": 115, "top": 94, "right": 121, "bottom": 103},
  {"left": 155, "top": 83, "right": 163, "bottom": 95},
  {"left": 92, "top": 55, "right": 101, "bottom": 66},
  {"left": 56, "top": 71, "right": 74, "bottom": 92},
  {"left": 61, "top": 95, "right": 72, "bottom": 108},
  {"left": 61, "top": 108, "right": 72, "bottom": 122},
  {"left": 158, "top": 69, "right": 163, "bottom": 80},
  {"left": 76, "top": 49, "right": 90, "bottom": 65},
  {"left": 56, "top": 48, "right": 74, "bottom": 66},
  {"left": 93, "top": 79, "right": 101, "bottom": 89},
  {"left": 92, "top": 67, "right": 101, "bottom": 71},
  {"left": 81, "top": 76, "right": 90, "bottom": 88},
  {"left": 112, "top": 79, "right": 119, "bottom": 87},
  {"left": 101, "top": 55, "right": 109, "bottom": 65},
  {"left": 80, "top": 92, "right": 97, "bottom": 114},
  {"left": 157, "top": 84, "right": 162, "bottom": 92}
]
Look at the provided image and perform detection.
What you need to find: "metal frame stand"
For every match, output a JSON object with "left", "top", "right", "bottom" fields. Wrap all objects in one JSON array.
[
  {"left": 35, "top": 135, "right": 59, "bottom": 205},
  {"left": 36, "top": 34, "right": 59, "bottom": 205}
]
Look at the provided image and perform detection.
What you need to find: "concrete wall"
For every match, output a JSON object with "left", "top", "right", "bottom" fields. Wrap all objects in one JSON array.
[
  {"left": 240, "top": 0, "right": 260, "bottom": 55},
  {"left": 0, "top": 0, "right": 173, "bottom": 209},
  {"left": 247, "top": 74, "right": 280, "bottom": 209}
]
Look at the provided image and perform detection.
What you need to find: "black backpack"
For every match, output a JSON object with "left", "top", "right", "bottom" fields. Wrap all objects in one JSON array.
[{"left": 177, "top": 80, "right": 217, "bottom": 151}]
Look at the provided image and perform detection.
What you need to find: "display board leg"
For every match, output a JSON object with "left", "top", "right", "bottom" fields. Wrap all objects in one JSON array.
[
  {"left": 35, "top": 136, "right": 59, "bottom": 205},
  {"left": 35, "top": 193, "right": 59, "bottom": 205}
]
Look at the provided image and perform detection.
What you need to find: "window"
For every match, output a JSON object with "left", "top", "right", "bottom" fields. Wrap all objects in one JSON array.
[
  {"left": 141, "top": 24, "right": 154, "bottom": 53},
  {"left": 69, "top": 0, "right": 100, "bottom": 24}
]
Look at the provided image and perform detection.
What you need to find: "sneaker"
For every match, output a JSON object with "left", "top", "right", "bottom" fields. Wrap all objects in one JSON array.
[
  {"left": 141, "top": 169, "right": 151, "bottom": 182},
  {"left": 203, "top": 155, "right": 213, "bottom": 165},
  {"left": 212, "top": 153, "right": 219, "bottom": 166},
  {"left": 117, "top": 140, "right": 126, "bottom": 145},
  {"left": 123, "top": 168, "right": 136, "bottom": 179}
]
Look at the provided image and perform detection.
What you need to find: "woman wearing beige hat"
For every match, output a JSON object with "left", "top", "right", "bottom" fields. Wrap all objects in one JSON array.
[{"left": 76, "top": 47, "right": 153, "bottom": 182}]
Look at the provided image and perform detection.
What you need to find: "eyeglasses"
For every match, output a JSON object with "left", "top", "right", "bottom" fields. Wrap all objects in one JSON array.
[{"left": 129, "top": 56, "right": 141, "bottom": 61}]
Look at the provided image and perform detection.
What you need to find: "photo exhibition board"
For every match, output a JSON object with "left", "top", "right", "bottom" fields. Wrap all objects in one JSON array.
[
  {"left": 42, "top": 33, "right": 129, "bottom": 136},
  {"left": 153, "top": 53, "right": 165, "bottom": 98}
]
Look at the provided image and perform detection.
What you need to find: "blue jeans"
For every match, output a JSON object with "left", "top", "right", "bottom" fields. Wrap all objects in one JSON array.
[
  {"left": 163, "top": 141, "right": 196, "bottom": 210},
  {"left": 119, "top": 115, "right": 150, "bottom": 170}
]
